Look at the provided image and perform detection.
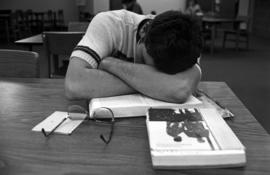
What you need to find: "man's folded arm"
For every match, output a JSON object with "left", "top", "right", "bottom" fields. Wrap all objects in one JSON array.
[
  {"left": 99, "top": 57, "right": 201, "bottom": 103},
  {"left": 65, "top": 57, "right": 136, "bottom": 100}
]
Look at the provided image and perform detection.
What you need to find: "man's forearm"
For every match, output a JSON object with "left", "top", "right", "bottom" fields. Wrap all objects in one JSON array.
[
  {"left": 99, "top": 57, "right": 201, "bottom": 103},
  {"left": 65, "top": 58, "right": 136, "bottom": 100}
]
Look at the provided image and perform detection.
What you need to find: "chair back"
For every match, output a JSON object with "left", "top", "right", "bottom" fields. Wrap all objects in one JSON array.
[
  {"left": 43, "top": 31, "right": 84, "bottom": 55},
  {"left": 43, "top": 31, "right": 84, "bottom": 77},
  {"left": 68, "top": 22, "right": 89, "bottom": 32},
  {"left": 0, "top": 49, "right": 39, "bottom": 78}
]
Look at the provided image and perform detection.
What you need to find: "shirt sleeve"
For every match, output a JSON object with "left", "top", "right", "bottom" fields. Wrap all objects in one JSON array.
[
  {"left": 71, "top": 12, "right": 116, "bottom": 68},
  {"left": 197, "top": 56, "right": 201, "bottom": 64}
]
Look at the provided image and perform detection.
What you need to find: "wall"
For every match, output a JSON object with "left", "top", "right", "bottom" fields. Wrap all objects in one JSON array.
[
  {"left": 0, "top": 0, "right": 79, "bottom": 23},
  {"left": 253, "top": 0, "right": 270, "bottom": 38},
  {"left": 110, "top": 0, "right": 122, "bottom": 10},
  {"left": 77, "top": 0, "right": 109, "bottom": 15},
  {"left": 93, "top": 0, "right": 109, "bottom": 14},
  {"left": 137, "top": 0, "right": 186, "bottom": 14}
]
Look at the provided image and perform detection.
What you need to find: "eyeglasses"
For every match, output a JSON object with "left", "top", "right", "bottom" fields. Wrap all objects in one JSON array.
[
  {"left": 92, "top": 107, "right": 115, "bottom": 144},
  {"left": 42, "top": 105, "right": 115, "bottom": 144}
]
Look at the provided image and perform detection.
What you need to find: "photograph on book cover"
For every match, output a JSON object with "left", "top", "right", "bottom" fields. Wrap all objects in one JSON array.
[{"left": 148, "top": 108, "right": 219, "bottom": 151}]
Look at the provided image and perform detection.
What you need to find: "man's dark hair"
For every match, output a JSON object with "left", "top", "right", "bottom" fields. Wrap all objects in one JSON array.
[{"left": 144, "top": 11, "right": 202, "bottom": 74}]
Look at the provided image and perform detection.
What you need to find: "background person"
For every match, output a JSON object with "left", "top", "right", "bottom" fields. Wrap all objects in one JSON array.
[
  {"left": 185, "top": 0, "right": 203, "bottom": 16},
  {"left": 122, "top": 0, "right": 143, "bottom": 14}
]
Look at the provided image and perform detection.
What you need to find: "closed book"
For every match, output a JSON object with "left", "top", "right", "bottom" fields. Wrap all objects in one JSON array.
[
  {"left": 146, "top": 108, "right": 246, "bottom": 169},
  {"left": 89, "top": 94, "right": 202, "bottom": 118}
]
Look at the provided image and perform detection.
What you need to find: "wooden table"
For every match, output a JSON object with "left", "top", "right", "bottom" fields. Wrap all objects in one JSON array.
[
  {"left": 0, "top": 78, "right": 270, "bottom": 175},
  {"left": 15, "top": 34, "right": 43, "bottom": 51},
  {"left": 202, "top": 17, "right": 243, "bottom": 54}
]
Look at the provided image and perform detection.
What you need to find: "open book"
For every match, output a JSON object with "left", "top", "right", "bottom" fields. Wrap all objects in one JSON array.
[
  {"left": 89, "top": 94, "right": 202, "bottom": 118},
  {"left": 146, "top": 108, "right": 246, "bottom": 169}
]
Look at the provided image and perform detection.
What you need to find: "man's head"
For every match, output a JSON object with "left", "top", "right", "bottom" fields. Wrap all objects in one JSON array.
[
  {"left": 188, "top": 0, "right": 198, "bottom": 6},
  {"left": 143, "top": 11, "right": 202, "bottom": 74}
]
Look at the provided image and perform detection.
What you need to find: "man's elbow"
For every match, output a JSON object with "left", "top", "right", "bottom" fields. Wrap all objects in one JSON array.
[
  {"left": 65, "top": 76, "right": 96, "bottom": 100},
  {"left": 168, "top": 78, "right": 198, "bottom": 103},
  {"left": 171, "top": 65, "right": 201, "bottom": 103},
  {"left": 65, "top": 76, "right": 90, "bottom": 100},
  {"left": 170, "top": 86, "right": 192, "bottom": 103},
  {"left": 65, "top": 78, "right": 78, "bottom": 100}
]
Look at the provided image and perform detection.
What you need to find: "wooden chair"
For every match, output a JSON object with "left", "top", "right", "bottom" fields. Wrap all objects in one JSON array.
[
  {"left": 222, "top": 16, "right": 250, "bottom": 50},
  {"left": 68, "top": 22, "right": 89, "bottom": 32},
  {"left": 43, "top": 31, "right": 84, "bottom": 78},
  {"left": 0, "top": 49, "right": 39, "bottom": 78}
]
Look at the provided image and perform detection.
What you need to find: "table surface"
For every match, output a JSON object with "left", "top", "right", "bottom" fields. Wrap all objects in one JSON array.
[
  {"left": 0, "top": 78, "right": 270, "bottom": 175},
  {"left": 15, "top": 34, "right": 43, "bottom": 45}
]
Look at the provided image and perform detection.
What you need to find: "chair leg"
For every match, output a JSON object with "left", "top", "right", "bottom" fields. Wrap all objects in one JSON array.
[
  {"left": 53, "top": 54, "right": 59, "bottom": 76},
  {"left": 246, "top": 34, "right": 249, "bottom": 50},
  {"left": 236, "top": 32, "right": 239, "bottom": 51},
  {"left": 223, "top": 33, "right": 226, "bottom": 48}
]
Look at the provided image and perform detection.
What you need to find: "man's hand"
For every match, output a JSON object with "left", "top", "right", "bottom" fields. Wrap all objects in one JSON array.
[{"left": 99, "top": 57, "right": 201, "bottom": 103}]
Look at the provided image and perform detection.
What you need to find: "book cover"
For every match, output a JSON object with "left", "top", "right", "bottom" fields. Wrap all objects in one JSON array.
[{"left": 146, "top": 108, "right": 246, "bottom": 169}]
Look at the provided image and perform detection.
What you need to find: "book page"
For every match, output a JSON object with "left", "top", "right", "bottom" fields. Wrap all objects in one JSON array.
[
  {"left": 143, "top": 95, "right": 201, "bottom": 107},
  {"left": 200, "top": 108, "right": 245, "bottom": 150},
  {"left": 93, "top": 94, "right": 146, "bottom": 108},
  {"left": 89, "top": 94, "right": 201, "bottom": 118},
  {"left": 89, "top": 94, "right": 148, "bottom": 118},
  {"left": 147, "top": 108, "right": 219, "bottom": 151}
]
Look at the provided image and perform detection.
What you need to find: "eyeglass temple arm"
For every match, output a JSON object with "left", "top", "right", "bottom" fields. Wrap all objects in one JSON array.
[
  {"left": 42, "top": 117, "right": 68, "bottom": 137},
  {"left": 100, "top": 121, "right": 115, "bottom": 144}
]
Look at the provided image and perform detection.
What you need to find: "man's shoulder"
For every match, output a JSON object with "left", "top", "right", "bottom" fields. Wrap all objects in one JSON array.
[{"left": 95, "top": 10, "right": 147, "bottom": 26}]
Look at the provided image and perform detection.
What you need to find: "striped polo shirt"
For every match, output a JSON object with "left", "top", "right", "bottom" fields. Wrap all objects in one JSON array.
[{"left": 71, "top": 10, "right": 154, "bottom": 68}]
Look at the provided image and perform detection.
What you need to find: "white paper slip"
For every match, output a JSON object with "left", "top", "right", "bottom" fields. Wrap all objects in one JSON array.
[{"left": 32, "top": 111, "right": 86, "bottom": 135}]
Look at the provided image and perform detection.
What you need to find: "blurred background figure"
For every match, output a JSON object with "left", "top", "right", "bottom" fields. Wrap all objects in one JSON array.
[
  {"left": 121, "top": 0, "right": 143, "bottom": 14},
  {"left": 185, "top": 0, "right": 203, "bottom": 16},
  {"left": 150, "top": 11, "right": 156, "bottom": 15}
]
